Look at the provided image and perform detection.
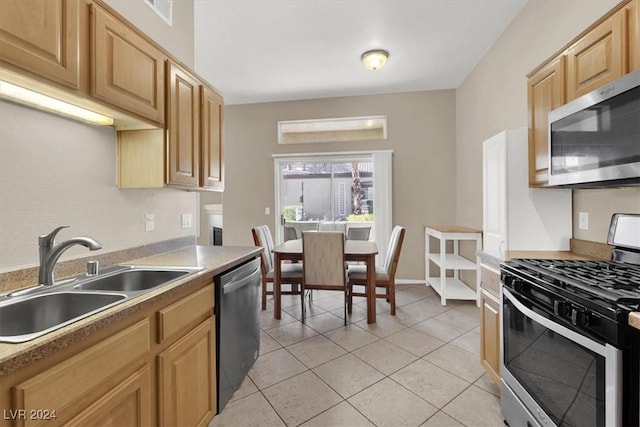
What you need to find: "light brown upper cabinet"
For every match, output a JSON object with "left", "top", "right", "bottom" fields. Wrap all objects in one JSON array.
[
  {"left": 566, "top": 10, "right": 625, "bottom": 101},
  {"left": 625, "top": 0, "right": 639, "bottom": 72},
  {"left": 527, "top": 56, "right": 565, "bottom": 187},
  {"left": 91, "top": 4, "right": 166, "bottom": 125},
  {"left": 201, "top": 86, "right": 225, "bottom": 191},
  {"left": 166, "top": 61, "right": 201, "bottom": 187},
  {"left": 0, "top": 0, "right": 84, "bottom": 90},
  {"left": 527, "top": 0, "right": 638, "bottom": 186}
]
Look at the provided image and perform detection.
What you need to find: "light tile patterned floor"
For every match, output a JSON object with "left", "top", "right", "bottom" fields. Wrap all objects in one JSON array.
[{"left": 210, "top": 285, "right": 504, "bottom": 427}]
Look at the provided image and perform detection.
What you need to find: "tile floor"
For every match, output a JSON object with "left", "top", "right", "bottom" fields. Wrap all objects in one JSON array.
[{"left": 210, "top": 284, "right": 505, "bottom": 427}]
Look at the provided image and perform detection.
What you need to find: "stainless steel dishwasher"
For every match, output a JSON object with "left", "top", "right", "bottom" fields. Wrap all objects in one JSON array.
[{"left": 214, "top": 257, "right": 261, "bottom": 413}]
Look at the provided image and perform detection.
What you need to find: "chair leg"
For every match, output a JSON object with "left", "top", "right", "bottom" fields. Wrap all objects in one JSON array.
[
  {"left": 343, "top": 288, "right": 347, "bottom": 326},
  {"left": 389, "top": 281, "right": 396, "bottom": 315},
  {"left": 261, "top": 280, "right": 267, "bottom": 310},
  {"left": 301, "top": 285, "right": 306, "bottom": 324},
  {"left": 347, "top": 281, "right": 353, "bottom": 314}
]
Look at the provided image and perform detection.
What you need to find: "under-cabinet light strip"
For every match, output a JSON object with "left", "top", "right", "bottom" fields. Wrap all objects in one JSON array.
[{"left": 0, "top": 81, "right": 114, "bottom": 126}]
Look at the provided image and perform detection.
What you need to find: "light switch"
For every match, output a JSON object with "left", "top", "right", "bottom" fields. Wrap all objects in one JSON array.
[
  {"left": 181, "top": 213, "right": 192, "bottom": 229},
  {"left": 145, "top": 213, "right": 155, "bottom": 232},
  {"left": 265, "top": 207, "right": 271, "bottom": 215}
]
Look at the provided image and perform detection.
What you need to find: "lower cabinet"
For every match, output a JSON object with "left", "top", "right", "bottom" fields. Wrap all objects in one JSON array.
[
  {"left": 1, "top": 282, "right": 217, "bottom": 427},
  {"left": 480, "top": 264, "right": 501, "bottom": 386},
  {"left": 158, "top": 318, "right": 216, "bottom": 427},
  {"left": 66, "top": 366, "right": 152, "bottom": 427}
]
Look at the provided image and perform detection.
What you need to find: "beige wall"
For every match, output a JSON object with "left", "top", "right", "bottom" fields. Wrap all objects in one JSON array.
[
  {"left": 223, "top": 91, "right": 457, "bottom": 280},
  {"left": 455, "top": 0, "right": 639, "bottom": 243},
  {"left": 0, "top": 101, "right": 198, "bottom": 271},
  {"left": 103, "top": 0, "right": 194, "bottom": 68}
]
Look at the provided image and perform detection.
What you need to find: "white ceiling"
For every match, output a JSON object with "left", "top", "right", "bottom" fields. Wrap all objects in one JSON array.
[{"left": 194, "top": 0, "right": 527, "bottom": 105}]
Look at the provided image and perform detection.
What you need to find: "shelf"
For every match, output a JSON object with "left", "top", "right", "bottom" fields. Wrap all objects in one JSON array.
[
  {"left": 425, "top": 225, "right": 482, "bottom": 307},
  {"left": 427, "top": 253, "right": 478, "bottom": 270},
  {"left": 427, "top": 278, "right": 477, "bottom": 301}
]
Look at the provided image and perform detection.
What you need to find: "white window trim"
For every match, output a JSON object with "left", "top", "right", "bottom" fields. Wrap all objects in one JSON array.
[
  {"left": 273, "top": 150, "right": 393, "bottom": 264},
  {"left": 142, "top": 0, "right": 172, "bottom": 26}
]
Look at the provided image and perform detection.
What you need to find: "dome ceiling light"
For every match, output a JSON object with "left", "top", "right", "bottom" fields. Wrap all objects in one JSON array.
[{"left": 361, "top": 49, "right": 389, "bottom": 71}]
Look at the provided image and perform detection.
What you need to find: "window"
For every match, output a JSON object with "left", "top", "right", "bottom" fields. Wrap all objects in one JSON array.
[
  {"left": 278, "top": 116, "right": 387, "bottom": 144},
  {"left": 338, "top": 183, "right": 346, "bottom": 216},
  {"left": 143, "top": 0, "right": 172, "bottom": 25}
]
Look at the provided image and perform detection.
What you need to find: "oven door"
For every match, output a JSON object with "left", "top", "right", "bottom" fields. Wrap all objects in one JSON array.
[{"left": 501, "top": 288, "right": 622, "bottom": 427}]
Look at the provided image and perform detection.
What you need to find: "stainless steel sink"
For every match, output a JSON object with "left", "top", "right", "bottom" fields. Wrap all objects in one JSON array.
[
  {"left": 0, "top": 292, "right": 125, "bottom": 343},
  {"left": 75, "top": 269, "right": 191, "bottom": 292},
  {"left": 0, "top": 265, "right": 203, "bottom": 343}
]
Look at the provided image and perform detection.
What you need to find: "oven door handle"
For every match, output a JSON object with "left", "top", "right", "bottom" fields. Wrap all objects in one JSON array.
[{"left": 503, "top": 288, "right": 607, "bottom": 356}]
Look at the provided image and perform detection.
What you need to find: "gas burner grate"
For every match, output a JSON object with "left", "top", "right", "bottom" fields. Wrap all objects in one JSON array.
[{"left": 509, "top": 259, "right": 640, "bottom": 304}]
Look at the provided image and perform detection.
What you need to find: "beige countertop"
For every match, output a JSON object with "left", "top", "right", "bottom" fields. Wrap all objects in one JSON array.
[{"left": 0, "top": 245, "right": 261, "bottom": 376}]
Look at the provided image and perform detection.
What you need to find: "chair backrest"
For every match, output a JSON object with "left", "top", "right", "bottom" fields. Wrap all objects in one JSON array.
[
  {"left": 383, "top": 226, "right": 406, "bottom": 278},
  {"left": 284, "top": 226, "right": 298, "bottom": 241},
  {"left": 302, "top": 231, "right": 346, "bottom": 289},
  {"left": 251, "top": 225, "right": 274, "bottom": 273},
  {"left": 346, "top": 226, "right": 371, "bottom": 241}
]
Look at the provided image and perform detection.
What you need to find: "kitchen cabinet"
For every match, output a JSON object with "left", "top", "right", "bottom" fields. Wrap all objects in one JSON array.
[
  {"left": 480, "top": 264, "right": 501, "bottom": 386},
  {"left": 526, "top": 0, "right": 638, "bottom": 186},
  {"left": 118, "top": 65, "right": 225, "bottom": 190},
  {"left": 425, "top": 225, "right": 482, "bottom": 306},
  {"left": 91, "top": 3, "right": 166, "bottom": 125},
  {"left": 166, "top": 61, "right": 201, "bottom": 187},
  {"left": 0, "top": 280, "right": 218, "bottom": 427},
  {"left": 0, "top": 0, "right": 84, "bottom": 90},
  {"left": 12, "top": 319, "right": 151, "bottom": 426},
  {"left": 65, "top": 366, "right": 152, "bottom": 427},
  {"left": 527, "top": 56, "right": 564, "bottom": 186},
  {"left": 158, "top": 318, "right": 216, "bottom": 427},
  {"left": 201, "top": 85, "right": 225, "bottom": 191},
  {"left": 483, "top": 128, "right": 572, "bottom": 258},
  {"left": 566, "top": 9, "right": 625, "bottom": 101}
]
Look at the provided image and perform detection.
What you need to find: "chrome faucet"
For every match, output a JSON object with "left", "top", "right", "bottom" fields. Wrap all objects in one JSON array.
[{"left": 38, "top": 226, "right": 103, "bottom": 286}]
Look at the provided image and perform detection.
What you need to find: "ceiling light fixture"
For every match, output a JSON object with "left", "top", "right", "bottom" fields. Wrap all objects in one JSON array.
[
  {"left": 361, "top": 49, "right": 389, "bottom": 71},
  {"left": 0, "top": 81, "right": 114, "bottom": 126}
]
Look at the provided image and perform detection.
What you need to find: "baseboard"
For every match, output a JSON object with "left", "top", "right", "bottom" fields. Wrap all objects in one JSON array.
[{"left": 396, "top": 278, "right": 427, "bottom": 285}]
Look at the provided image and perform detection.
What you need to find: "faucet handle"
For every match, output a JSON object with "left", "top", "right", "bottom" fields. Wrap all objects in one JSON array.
[{"left": 39, "top": 225, "right": 70, "bottom": 248}]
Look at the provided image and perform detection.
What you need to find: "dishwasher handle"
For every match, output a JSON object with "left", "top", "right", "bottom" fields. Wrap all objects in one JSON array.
[{"left": 223, "top": 266, "right": 261, "bottom": 294}]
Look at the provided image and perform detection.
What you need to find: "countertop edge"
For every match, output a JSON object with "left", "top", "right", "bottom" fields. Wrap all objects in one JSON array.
[{"left": 0, "top": 245, "right": 262, "bottom": 376}]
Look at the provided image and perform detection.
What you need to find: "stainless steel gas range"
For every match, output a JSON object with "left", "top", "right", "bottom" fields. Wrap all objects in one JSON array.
[{"left": 500, "top": 213, "right": 640, "bottom": 427}]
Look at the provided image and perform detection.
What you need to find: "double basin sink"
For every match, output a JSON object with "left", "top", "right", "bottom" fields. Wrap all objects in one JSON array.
[{"left": 0, "top": 266, "right": 203, "bottom": 343}]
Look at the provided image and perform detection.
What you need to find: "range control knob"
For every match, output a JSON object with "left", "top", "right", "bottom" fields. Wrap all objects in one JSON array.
[
  {"left": 513, "top": 279, "right": 524, "bottom": 293},
  {"left": 571, "top": 308, "right": 589, "bottom": 327},
  {"left": 553, "top": 300, "right": 567, "bottom": 316}
]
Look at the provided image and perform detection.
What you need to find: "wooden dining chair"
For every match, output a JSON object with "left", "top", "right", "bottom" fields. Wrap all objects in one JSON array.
[
  {"left": 251, "top": 225, "right": 303, "bottom": 310},
  {"left": 301, "top": 231, "right": 348, "bottom": 325},
  {"left": 347, "top": 225, "right": 405, "bottom": 315}
]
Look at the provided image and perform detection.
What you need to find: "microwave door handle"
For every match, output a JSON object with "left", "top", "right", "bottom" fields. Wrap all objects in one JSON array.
[{"left": 503, "top": 288, "right": 606, "bottom": 356}]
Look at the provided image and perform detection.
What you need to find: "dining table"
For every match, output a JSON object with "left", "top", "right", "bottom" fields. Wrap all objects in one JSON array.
[{"left": 272, "top": 239, "right": 379, "bottom": 324}]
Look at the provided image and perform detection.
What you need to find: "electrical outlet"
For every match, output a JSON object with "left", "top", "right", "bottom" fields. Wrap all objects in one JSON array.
[
  {"left": 579, "top": 212, "right": 589, "bottom": 230},
  {"left": 265, "top": 207, "right": 271, "bottom": 215},
  {"left": 181, "top": 213, "right": 192, "bottom": 229},
  {"left": 145, "top": 213, "right": 155, "bottom": 232}
]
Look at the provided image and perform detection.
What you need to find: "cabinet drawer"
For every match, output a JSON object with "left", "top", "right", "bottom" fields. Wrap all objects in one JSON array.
[
  {"left": 13, "top": 319, "right": 150, "bottom": 427},
  {"left": 158, "top": 284, "right": 214, "bottom": 343},
  {"left": 480, "top": 265, "right": 501, "bottom": 298}
]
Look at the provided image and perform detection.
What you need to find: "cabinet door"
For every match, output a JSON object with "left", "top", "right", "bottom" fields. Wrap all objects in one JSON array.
[
  {"left": 158, "top": 317, "right": 216, "bottom": 427},
  {"left": 167, "top": 61, "right": 200, "bottom": 187},
  {"left": 201, "top": 85, "right": 224, "bottom": 191},
  {"left": 64, "top": 365, "right": 152, "bottom": 427},
  {"left": 91, "top": 5, "right": 165, "bottom": 125},
  {"left": 480, "top": 289, "right": 500, "bottom": 386},
  {"left": 527, "top": 56, "right": 565, "bottom": 186},
  {"left": 566, "top": 10, "right": 624, "bottom": 101},
  {"left": 625, "top": 0, "right": 639, "bottom": 72},
  {"left": 0, "top": 0, "right": 82, "bottom": 89}
]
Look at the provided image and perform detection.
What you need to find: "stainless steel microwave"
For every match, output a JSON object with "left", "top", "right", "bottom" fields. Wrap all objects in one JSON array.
[{"left": 548, "top": 68, "right": 640, "bottom": 187}]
